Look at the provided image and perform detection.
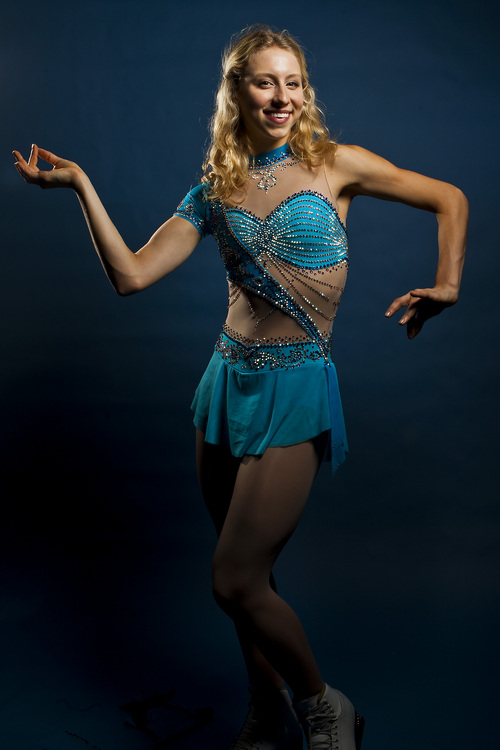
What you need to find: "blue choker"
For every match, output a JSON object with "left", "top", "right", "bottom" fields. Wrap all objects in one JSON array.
[{"left": 249, "top": 143, "right": 291, "bottom": 169}]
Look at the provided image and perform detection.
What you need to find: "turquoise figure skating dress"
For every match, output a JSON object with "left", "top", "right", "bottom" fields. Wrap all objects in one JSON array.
[{"left": 174, "top": 144, "right": 349, "bottom": 472}]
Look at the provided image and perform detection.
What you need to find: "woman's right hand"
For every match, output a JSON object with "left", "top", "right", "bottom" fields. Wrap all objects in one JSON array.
[
  {"left": 12, "top": 144, "right": 84, "bottom": 190},
  {"left": 12, "top": 142, "right": 202, "bottom": 295}
]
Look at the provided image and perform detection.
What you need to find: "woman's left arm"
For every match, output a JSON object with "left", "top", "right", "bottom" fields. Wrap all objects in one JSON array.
[{"left": 334, "top": 144, "right": 469, "bottom": 339}]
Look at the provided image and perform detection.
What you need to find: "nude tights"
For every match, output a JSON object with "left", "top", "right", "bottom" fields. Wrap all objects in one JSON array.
[{"left": 196, "top": 430, "right": 324, "bottom": 700}]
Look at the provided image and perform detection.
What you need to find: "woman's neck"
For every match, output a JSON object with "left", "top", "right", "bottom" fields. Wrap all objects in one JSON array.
[{"left": 249, "top": 142, "right": 290, "bottom": 167}]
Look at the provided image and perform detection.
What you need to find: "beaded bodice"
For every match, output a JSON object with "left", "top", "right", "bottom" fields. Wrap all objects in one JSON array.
[{"left": 174, "top": 144, "right": 348, "bottom": 362}]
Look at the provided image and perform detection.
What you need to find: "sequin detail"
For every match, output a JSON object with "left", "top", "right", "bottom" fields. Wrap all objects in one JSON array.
[
  {"left": 248, "top": 147, "right": 300, "bottom": 193},
  {"left": 177, "top": 168, "right": 350, "bottom": 472},
  {"left": 174, "top": 184, "right": 349, "bottom": 360},
  {"left": 174, "top": 184, "right": 210, "bottom": 236},
  {"left": 210, "top": 192, "right": 348, "bottom": 360},
  {"left": 226, "top": 191, "right": 347, "bottom": 266},
  {"left": 248, "top": 143, "right": 293, "bottom": 168},
  {"left": 216, "top": 327, "right": 325, "bottom": 372}
]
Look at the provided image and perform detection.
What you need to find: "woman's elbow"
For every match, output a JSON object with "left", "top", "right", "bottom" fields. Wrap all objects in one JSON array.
[
  {"left": 113, "top": 273, "right": 147, "bottom": 296},
  {"left": 435, "top": 183, "right": 469, "bottom": 219},
  {"left": 449, "top": 184, "right": 469, "bottom": 214}
]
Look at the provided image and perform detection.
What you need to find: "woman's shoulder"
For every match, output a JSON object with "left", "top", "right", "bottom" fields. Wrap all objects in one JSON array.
[
  {"left": 322, "top": 144, "right": 378, "bottom": 206},
  {"left": 174, "top": 181, "right": 213, "bottom": 236},
  {"left": 182, "top": 181, "right": 211, "bottom": 202},
  {"left": 324, "top": 144, "right": 389, "bottom": 191},
  {"left": 325, "top": 143, "right": 367, "bottom": 170}
]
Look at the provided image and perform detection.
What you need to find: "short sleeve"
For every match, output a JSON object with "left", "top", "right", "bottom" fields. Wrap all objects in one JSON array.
[{"left": 174, "top": 183, "right": 212, "bottom": 237}]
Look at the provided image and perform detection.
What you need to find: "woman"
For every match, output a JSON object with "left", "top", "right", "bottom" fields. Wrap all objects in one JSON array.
[{"left": 13, "top": 24, "right": 467, "bottom": 750}]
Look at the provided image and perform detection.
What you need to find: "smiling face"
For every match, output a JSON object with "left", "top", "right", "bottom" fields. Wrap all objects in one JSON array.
[{"left": 237, "top": 46, "right": 304, "bottom": 154}]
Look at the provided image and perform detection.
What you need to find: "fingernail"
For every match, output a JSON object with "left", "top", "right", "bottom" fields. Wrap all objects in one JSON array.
[{"left": 385, "top": 311, "right": 391, "bottom": 317}]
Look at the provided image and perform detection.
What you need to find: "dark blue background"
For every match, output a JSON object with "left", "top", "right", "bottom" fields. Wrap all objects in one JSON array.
[{"left": 1, "top": 1, "right": 499, "bottom": 748}]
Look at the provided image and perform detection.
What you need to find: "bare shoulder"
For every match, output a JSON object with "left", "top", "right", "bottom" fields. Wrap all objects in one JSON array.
[
  {"left": 327, "top": 143, "right": 371, "bottom": 166},
  {"left": 327, "top": 142, "right": 467, "bottom": 210},
  {"left": 327, "top": 144, "right": 398, "bottom": 182},
  {"left": 330, "top": 143, "right": 368, "bottom": 165},
  {"left": 324, "top": 144, "right": 387, "bottom": 207}
]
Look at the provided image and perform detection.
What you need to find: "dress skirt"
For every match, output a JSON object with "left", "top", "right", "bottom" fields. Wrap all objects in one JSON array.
[{"left": 191, "top": 330, "right": 348, "bottom": 473}]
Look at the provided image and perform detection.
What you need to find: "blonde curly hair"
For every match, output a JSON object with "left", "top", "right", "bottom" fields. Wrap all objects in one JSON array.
[{"left": 202, "top": 24, "right": 336, "bottom": 201}]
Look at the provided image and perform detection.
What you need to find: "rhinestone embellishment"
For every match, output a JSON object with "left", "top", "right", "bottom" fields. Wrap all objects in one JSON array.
[{"left": 248, "top": 146, "right": 300, "bottom": 193}]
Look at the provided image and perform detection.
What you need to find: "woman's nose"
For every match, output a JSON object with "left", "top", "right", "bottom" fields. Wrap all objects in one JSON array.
[{"left": 273, "top": 84, "right": 289, "bottom": 105}]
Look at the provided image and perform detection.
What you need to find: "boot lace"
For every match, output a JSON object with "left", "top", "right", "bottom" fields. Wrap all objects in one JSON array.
[{"left": 301, "top": 701, "right": 339, "bottom": 750}]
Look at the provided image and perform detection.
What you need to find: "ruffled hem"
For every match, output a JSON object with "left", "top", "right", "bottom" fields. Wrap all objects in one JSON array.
[{"left": 191, "top": 350, "right": 348, "bottom": 474}]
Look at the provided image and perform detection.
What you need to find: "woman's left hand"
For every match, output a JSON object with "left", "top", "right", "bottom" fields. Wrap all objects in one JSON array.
[{"left": 385, "top": 286, "right": 458, "bottom": 339}]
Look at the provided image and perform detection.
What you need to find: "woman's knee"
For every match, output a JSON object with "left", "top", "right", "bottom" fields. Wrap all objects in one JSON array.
[{"left": 211, "top": 557, "right": 266, "bottom": 616}]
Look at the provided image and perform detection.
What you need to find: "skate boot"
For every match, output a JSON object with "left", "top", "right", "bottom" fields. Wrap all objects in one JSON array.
[
  {"left": 231, "top": 686, "right": 303, "bottom": 750},
  {"left": 294, "top": 684, "right": 365, "bottom": 750}
]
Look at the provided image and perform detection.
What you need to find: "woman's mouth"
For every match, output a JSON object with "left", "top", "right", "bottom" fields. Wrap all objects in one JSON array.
[{"left": 264, "top": 111, "right": 292, "bottom": 124}]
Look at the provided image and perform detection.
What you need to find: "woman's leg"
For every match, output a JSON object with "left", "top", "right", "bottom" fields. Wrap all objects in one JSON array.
[
  {"left": 196, "top": 432, "right": 365, "bottom": 750},
  {"left": 196, "top": 431, "right": 286, "bottom": 691},
  {"left": 198, "top": 431, "right": 324, "bottom": 700}
]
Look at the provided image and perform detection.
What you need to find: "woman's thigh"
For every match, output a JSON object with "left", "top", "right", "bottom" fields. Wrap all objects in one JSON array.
[
  {"left": 195, "top": 428, "right": 241, "bottom": 535},
  {"left": 214, "top": 440, "right": 321, "bottom": 579}
]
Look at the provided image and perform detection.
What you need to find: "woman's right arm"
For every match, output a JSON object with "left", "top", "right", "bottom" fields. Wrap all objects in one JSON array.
[{"left": 13, "top": 145, "right": 201, "bottom": 296}]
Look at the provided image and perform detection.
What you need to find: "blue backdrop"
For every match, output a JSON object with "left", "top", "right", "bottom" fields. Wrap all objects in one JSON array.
[{"left": 1, "top": 1, "right": 499, "bottom": 748}]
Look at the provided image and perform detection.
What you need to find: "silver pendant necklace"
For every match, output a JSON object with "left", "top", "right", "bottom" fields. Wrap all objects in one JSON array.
[{"left": 248, "top": 147, "right": 299, "bottom": 194}]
